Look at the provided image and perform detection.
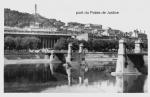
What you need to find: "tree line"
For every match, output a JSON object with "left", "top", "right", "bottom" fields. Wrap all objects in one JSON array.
[
  {"left": 4, "top": 36, "right": 148, "bottom": 52},
  {"left": 4, "top": 36, "right": 41, "bottom": 50},
  {"left": 54, "top": 38, "right": 148, "bottom": 52},
  {"left": 54, "top": 38, "right": 119, "bottom": 52},
  {"left": 54, "top": 38, "right": 118, "bottom": 52}
]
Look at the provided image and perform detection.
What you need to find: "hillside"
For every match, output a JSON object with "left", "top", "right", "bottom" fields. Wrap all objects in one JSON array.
[{"left": 4, "top": 8, "right": 65, "bottom": 28}]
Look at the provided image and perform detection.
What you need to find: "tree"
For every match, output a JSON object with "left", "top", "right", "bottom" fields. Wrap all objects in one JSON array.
[
  {"left": 21, "top": 36, "right": 41, "bottom": 50},
  {"left": 54, "top": 38, "right": 68, "bottom": 50},
  {"left": 66, "top": 38, "right": 79, "bottom": 50},
  {"left": 86, "top": 39, "right": 93, "bottom": 51},
  {"left": 54, "top": 21, "right": 65, "bottom": 28},
  {"left": 21, "top": 37, "right": 31, "bottom": 49},
  {"left": 141, "top": 39, "right": 148, "bottom": 51},
  {"left": 54, "top": 38, "right": 81, "bottom": 50},
  {"left": 107, "top": 40, "right": 118, "bottom": 51},
  {"left": 14, "top": 37, "right": 22, "bottom": 50},
  {"left": 29, "top": 37, "right": 41, "bottom": 49},
  {"left": 126, "top": 40, "right": 135, "bottom": 50},
  {"left": 4, "top": 36, "right": 15, "bottom": 50},
  {"left": 79, "top": 40, "right": 89, "bottom": 49}
]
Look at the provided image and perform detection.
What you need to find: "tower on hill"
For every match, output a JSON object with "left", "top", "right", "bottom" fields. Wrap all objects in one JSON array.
[
  {"left": 35, "top": 4, "right": 37, "bottom": 15},
  {"left": 29, "top": 3, "right": 40, "bottom": 28}
]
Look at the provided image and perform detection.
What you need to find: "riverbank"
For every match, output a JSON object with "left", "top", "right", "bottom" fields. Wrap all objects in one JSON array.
[{"left": 4, "top": 57, "right": 117, "bottom": 65}]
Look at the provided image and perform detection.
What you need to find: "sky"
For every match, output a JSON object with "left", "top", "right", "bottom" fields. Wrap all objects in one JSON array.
[{"left": 2, "top": 0, "right": 150, "bottom": 33}]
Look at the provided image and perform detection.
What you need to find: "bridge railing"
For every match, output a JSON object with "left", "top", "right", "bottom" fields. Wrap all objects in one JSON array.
[{"left": 125, "top": 48, "right": 148, "bottom": 54}]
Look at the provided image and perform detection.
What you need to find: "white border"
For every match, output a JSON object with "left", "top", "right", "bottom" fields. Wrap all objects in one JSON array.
[{"left": 0, "top": 0, "right": 150, "bottom": 97}]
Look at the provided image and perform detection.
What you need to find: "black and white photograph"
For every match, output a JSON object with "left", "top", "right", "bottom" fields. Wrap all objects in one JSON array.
[{"left": 2, "top": 0, "right": 149, "bottom": 93}]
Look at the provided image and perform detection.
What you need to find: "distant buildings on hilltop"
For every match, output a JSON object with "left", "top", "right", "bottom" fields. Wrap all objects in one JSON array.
[
  {"left": 4, "top": 6, "right": 147, "bottom": 41},
  {"left": 5, "top": 21, "right": 147, "bottom": 41}
]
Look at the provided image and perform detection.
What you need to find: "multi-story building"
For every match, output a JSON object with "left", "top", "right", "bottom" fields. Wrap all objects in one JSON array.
[
  {"left": 67, "top": 26, "right": 83, "bottom": 32},
  {"left": 4, "top": 26, "right": 73, "bottom": 49}
]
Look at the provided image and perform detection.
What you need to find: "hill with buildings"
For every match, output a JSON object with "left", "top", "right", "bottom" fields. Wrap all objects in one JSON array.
[
  {"left": 4, "top": 8, "right": 147, "bottom": 40},
  {"left": 4, "top": 8, "right": 65, "bottom": 28}
]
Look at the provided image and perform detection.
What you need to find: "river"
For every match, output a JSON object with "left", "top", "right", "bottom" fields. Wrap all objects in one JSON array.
[
  {"left": 41, "top": 71, "right": 147, "bottom": 93},
  {"left": 4, "top": 63, "right": 147, "bottom": 93}
]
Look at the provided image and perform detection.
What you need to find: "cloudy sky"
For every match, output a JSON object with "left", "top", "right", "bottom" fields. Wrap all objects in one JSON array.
[{"left": 3, "top": 0, "right": 150, "bottom": 33}]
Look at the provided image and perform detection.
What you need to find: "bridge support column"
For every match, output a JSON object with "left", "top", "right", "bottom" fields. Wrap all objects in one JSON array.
[
  {"left": 65, "top": 43, "right": 72, "bottom": 86},
  {"left": 47, "top": 39, "right": 49, "bottom": 49},
  {"left": 66, "top": 43, "right": 72, "bottom": 62},
  {"left": 115, "top": 75, "right": 123, "bottom": 93},
  {"left": 52, "top": 39, "right": 54, "bottom": 49},
  {"left": 49, "top": 50, "right": 55, "bottom": 75},
  {"left": 111, "top": 39, "right": 141, "bottom": 76},
  {"left": 50, "top": 39, "right": 52, "bottom": 49},
  {"left": 79, "top": 43, "right": 85, "bottom": 62},
  {"left": 46, "top": 39, "right": 48, "bottom": 49},
  {"left": 78, "top": 43, "right": 88, "bottom": 85},
  {"left": 45, "top": 39, "right": 47, "bottom": 49},
  {"left": 44, "top": 39, "right": 46, "bottom": 49},
  {"left": 134, "top": 39, "right": 141, "bottom": 53},
  {"left": 48, "top": 39, "right": 50, "bottom": 49},
  {"left": 54, "top": 39, "right": 56, "bottom": 45},
  {"left": 42, "top": 38, "right": 44, "bottom": 49},
  {"left": 113, "top": 39, "right": 125, "bottom": 75},
  {"left": 79, "top": 43, "right": 83, "bottom": 53}
]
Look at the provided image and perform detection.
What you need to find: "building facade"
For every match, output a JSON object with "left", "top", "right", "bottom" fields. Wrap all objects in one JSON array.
[{"left": 4, "top": 26, "right": 73, "bottom": 49}]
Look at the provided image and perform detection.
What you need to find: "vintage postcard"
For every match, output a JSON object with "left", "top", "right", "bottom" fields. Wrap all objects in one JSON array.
[{"left": 2, "top": 0, "right": 149, "bottom": 94}]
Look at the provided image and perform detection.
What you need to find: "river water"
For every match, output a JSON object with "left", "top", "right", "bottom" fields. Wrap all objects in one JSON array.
[
  {"left": 41, "top": 71, "right": 147, "bottom": 93},
  {"left": 4, "top": 63, "right": 147, "bottom": 93}
]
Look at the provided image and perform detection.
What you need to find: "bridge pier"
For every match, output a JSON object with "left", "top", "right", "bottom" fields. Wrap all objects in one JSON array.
[
  {"left": 79, "top": 43, "right": 84, "bottom": 84},
  {"left": 79, "top": 43, "right": 85, "bottom": 63},
  {"left": 78, "top": 43, "right": 88, "bottom": 85},
  {"left": 115, "top": 75, "right": 123, "bottom": 92},
  {"left": 111, "top": 39, "right": 141, "bottom": 76},
  {"left": 79, "top": 43, "right": 83, "bottom": 53},
  {"left": 66, "top": 43, "right": 72, "bottom": 62},
  {"left": 111, "top": 39, "right": 125, "bottom": 75},
  {"left": 134, "top": 39, "right": 141, "bottom": 53},
  {"left": 65, "top": 43, "right": 73, "bottom": 86},
  {"left": 49, "top": 50, "right": 55, "bottom": 75}
]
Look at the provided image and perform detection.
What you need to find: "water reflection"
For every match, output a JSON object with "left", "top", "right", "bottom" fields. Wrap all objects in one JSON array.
[
  {"left": 115, "top": 75, "right": 123, "bottom": 93},
  {"left": 4, "top": 64, "right": 147, "bottom": 93},
  {"left": 42, "top": 71, "right": 147, "bottom": 93},
  {"left": 123, "top": 75, "right": 147, "bottom": 93}
]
